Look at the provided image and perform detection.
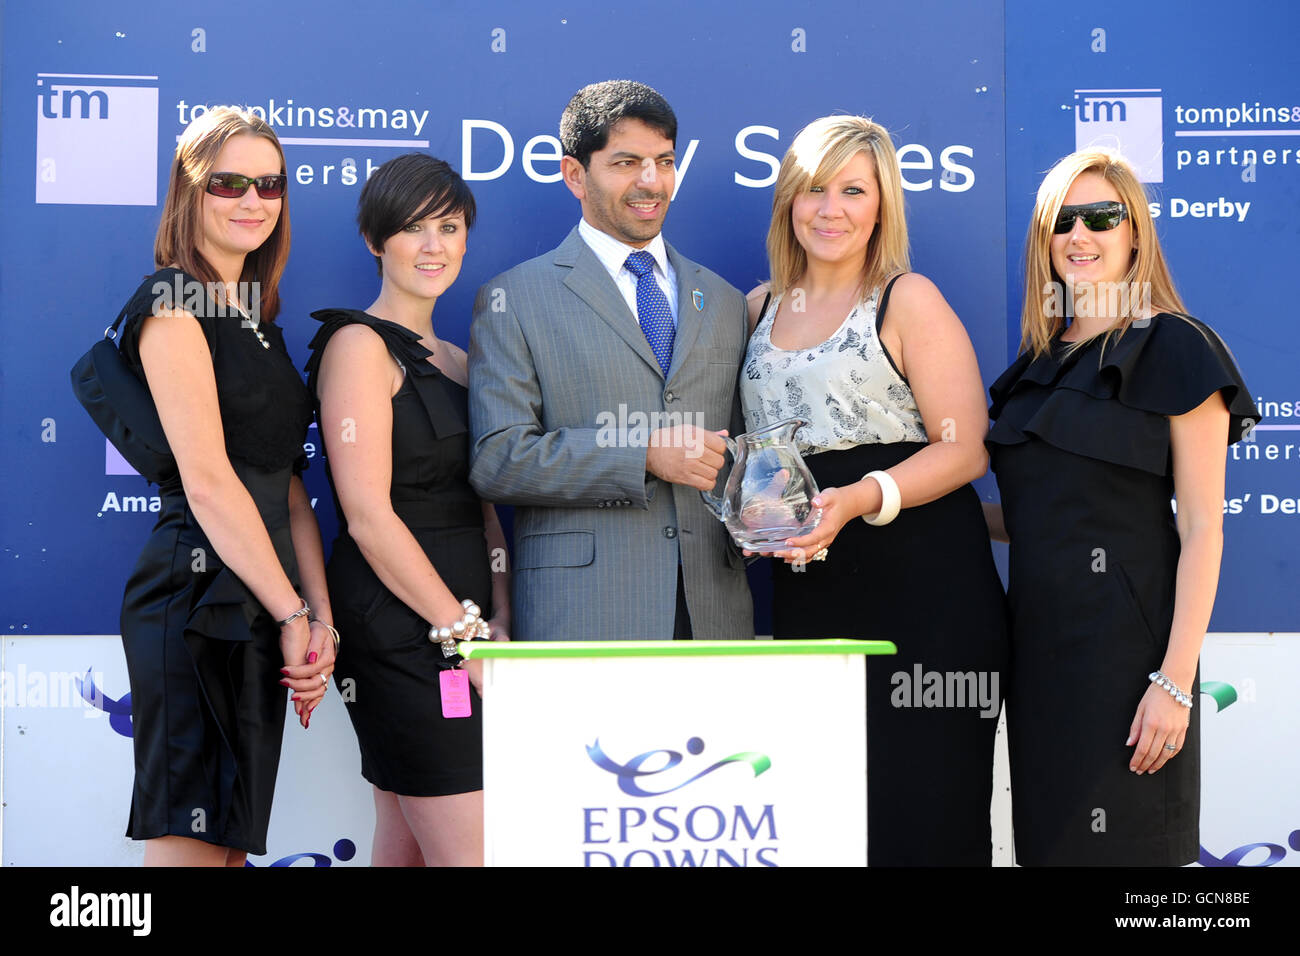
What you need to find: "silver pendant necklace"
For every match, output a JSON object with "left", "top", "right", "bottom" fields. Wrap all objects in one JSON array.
[{"left": 229, "top": 298, "right": 270, "bottom": 349}]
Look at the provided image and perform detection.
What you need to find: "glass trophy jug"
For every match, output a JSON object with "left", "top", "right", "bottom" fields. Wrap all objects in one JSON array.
[{"left": 700, "top": 418, "right": 823, "bottom": 551}]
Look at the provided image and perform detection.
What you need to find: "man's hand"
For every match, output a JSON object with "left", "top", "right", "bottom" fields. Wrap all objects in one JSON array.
[{"left": 646, "top": 426, "right": 729, "bottom": 491}]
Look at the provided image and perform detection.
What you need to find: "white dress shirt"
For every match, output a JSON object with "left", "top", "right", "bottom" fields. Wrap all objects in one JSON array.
[{"left": 577, "top": 218, "right": 679, "bottom": 327}]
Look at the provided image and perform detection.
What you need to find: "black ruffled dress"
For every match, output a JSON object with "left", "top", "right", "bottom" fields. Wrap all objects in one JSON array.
[
  {"left": 987, "top": 313, "right": 1257, "bottom": 865},
  {"left": 116, "top": 269, "right": 313, "bottom": 855},
  {"left": 305, "top": 309, "right": 488, "bottom": 797}
]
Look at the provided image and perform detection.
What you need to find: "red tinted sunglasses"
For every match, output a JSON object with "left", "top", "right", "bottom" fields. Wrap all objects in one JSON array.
[{"left": 206, "top": 172, "right": 287, "bottom": 200}]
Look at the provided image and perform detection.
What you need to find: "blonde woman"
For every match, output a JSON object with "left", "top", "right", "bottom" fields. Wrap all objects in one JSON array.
[
  {"left": 987, "top": 149, "right": 1257, "bottom": 865},
  {"left": 742, "top": 115, "right": 1008, "bottom": 865},
  {"left": 114, "top": 106, "right": 334, "bottom": 866}
]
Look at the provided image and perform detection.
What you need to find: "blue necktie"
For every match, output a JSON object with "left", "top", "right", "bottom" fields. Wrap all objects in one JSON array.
[{"left": 625, "top": 251, "right": 675, "bottom": 376}]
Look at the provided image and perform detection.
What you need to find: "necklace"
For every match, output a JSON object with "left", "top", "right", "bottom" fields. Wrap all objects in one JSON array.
[{"left": 229, "top": 298, "right": 270, "bottom": 349}]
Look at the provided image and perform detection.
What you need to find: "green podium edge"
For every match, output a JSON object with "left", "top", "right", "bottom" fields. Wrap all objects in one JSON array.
[{"left": 460, "top": 638, "right": 897, "bottom": 659}]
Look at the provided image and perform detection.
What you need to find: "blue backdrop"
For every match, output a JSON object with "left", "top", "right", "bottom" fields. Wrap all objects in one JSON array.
[{"left": 2, "top": 0, "right": 1294, "bottom": 634}]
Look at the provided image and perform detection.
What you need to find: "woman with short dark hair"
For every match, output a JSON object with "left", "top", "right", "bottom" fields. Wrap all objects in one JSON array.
[{"left": 307, "top": 153, "right": 509, "bottom": 866}]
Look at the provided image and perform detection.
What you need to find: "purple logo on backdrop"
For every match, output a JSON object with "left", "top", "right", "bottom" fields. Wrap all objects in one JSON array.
[
  {"left": 1199, "top": 831, "right": 1300, "bottom": 868},
  {"left": 35, "top": 73, "right": 158, "bottom": 205},
  {"left": 77, "top": 669, "right": 132, "bottom": 737},
  {"left": 586, "top": 736, "right": 771, "bottom": 797},
  {"left": 106, "top": 425, "right": 320, "bottom": 476},
  {"left": 245, "top": 839, "right": 357, "bottom": 867},
  {"left": 1074, "top": 88, "right": 1164, "bottom": 182},
  {"left": 106, "top": 441, "right": 138, "bottom": 476},
  {"left": 1194, "top": 680, "right": 1297, "bottom": 866}
]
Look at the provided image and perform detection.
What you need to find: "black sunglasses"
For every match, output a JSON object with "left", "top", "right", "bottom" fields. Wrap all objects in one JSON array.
[
  {"left": 206, "top": 172, "right": 287, "bottom": 200},
  {"left": 1054, "top": 200, "right": 1128, "bottom": 234}
]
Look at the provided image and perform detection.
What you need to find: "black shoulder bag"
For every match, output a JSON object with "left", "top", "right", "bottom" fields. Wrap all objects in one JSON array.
[{"left": 69, "top": 305, "right": 176, "bottom": 483}]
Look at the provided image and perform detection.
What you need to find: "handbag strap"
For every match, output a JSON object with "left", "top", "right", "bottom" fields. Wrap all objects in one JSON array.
[
  {"left": 105, "top": 303, "right": 132, "bottom": 340},
  {"left": 106, "top": 267, "right": 188, "bottom": 340}
]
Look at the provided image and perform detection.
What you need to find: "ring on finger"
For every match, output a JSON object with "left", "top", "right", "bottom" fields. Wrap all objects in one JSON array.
[
  {"left": 320, "top": 674, "right": 328, "bottom": 687},
  {"left": 1163, "top": 743, "right": 1177, "bottom": 752},
  {"left": 811, "top": 547, "right": 829, "bottom": 562}
]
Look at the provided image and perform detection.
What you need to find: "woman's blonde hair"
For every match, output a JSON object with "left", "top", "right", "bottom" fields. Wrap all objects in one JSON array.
[
  {"left": 1020, "top": 148, "right": 1184, "bottom": 357},
  {"left": 154, "top": 105, "right": 291, "bottom": 321},
  {"left": 767, "top": 115, "right": 910, "bottom": 300}
]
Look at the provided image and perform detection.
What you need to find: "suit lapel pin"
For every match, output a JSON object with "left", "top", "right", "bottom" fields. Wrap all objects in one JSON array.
[{"left": 692, "top": 289, "right": 704, "bottom": 312}]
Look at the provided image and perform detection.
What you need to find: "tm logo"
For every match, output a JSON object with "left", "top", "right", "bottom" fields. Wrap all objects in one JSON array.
[
  {"left": 35, "top": 72, "right": 158, "bottom": 205},
  {"left": 1073, "top": 87, "right": 1163, "bottom": 183},
  {"left": 38, "top": 85, "right": 109, "bottom": 119},
  {"left": 587, "top": 736, "right": 771, "bottom": 797}
]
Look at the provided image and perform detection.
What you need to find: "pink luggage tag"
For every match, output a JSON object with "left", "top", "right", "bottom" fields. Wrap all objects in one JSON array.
[{"left": 440, "top": 669, "right": 472, "bottom": 718}]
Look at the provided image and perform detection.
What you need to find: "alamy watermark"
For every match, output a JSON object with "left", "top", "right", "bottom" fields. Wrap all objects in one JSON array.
[
  {"left": 1043, "top": 279, "right": 1152, "bottom": 322},
  {"left": 2, "top": 665, "right": 106, "bottom": 717},
  {"left": 596, "top": 403, "right": 708, "bottom": 456},
  {"left": 152, "top": 273, "right": 261, "bottom": 325},
  {"left": 49, "top": 886, "right": 151, "bottom": 935},
  {"left": 890, "top": 663, "right": 1000, "bottom": 718}
]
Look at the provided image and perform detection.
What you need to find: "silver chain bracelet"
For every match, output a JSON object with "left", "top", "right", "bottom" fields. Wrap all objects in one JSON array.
[{"left": 1148, "top": 670, "right": 1194, "bottom": 708}]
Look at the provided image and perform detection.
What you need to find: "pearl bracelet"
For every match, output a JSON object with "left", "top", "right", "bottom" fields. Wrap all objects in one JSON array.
[
  {"left": 429, "top": 599, "right": 491, "bottom": 658},
  {"left": 862, "top": 470, "right": 901, "bottom": 526},
  {"left": 1148, "top": 670, "right": 1194, "bottom": 708}
]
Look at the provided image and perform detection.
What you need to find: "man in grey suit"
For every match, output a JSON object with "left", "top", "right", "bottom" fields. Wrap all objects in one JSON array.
[{"left": 468, "top": 80, "right": 753, "bottom": 641}]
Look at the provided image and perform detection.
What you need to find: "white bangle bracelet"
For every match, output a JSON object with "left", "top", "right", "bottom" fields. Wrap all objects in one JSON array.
[{"left": 862, "top": 470, "right": 901, "bottom": 526}]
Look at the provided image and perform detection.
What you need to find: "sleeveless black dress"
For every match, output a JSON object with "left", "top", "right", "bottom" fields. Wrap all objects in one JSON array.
[
  {"left": 305, "top": 309, "right": 488, "bottom": 796},
  {"left": 743, "top": 280, "right": 1010, "bottom": 866},
  {"left": 116, "top": 268, "right": 313, "bottom": 855},
  {"left": 987, "top": 313, "right": 1257, "bottom": 865}
]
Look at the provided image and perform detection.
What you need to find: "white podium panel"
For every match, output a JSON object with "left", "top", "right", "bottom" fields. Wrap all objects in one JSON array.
[
  {"left": 470, "top": 640, "right": 892, "bottom": 868},
  {"left": 1, "top": 635, "right": 375, "bottom": 866}
]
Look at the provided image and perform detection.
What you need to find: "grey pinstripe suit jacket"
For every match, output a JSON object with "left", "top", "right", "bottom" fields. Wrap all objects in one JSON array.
[{"left": 467, "top": 226, "right": 754, "bottom": 641}]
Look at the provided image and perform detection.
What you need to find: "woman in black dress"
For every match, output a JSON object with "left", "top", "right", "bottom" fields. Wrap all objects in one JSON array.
[
  {"left": 115, "top": 107, "right": 336, "bottom": 866},
  {"left": 987, "top": 148, "right": 1257, "bottom": 865},
  {"left": 740, "top": 115, "right": 1009, "bottom": 865},
  {"left": 307, "top": 154, "right": 509, "bottom": 867}
]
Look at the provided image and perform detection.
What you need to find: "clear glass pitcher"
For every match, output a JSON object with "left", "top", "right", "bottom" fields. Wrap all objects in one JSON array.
[{"left": 700, "top": 418, "right": 822, "bottom": 551}]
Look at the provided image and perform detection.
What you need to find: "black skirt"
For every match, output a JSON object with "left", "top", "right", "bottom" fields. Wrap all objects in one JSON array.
[
  {"left": 327, "top": 521, "right": 488, "bottom": 797},
  {"left": 771, "top": 442, "right": 1010, "bottom": 866},
  {"left": 120, "top": 466, "right": 297, "bottom": 856}
]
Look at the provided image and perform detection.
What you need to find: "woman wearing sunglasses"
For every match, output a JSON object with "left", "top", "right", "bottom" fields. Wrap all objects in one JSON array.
[
  {"left": 113, "top": 106, "right": 334, "bottom": 865},
  {"left": 305, "top": 154, "right": 509, "bottom": 866},
  {"left": 986, "top": 148, "right": 1257, "bottom": 865},
  {"left": 741, "top": 116, "right": 1009, "bottom": 865}
]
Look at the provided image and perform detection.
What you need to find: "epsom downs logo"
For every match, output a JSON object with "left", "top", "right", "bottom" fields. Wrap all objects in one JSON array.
[
  {"left": 583, "top": 736, "right": 777, "bottom": 866},
  {"left": 35, "top": 73, "right": 158, "bottom": 205},
  {"left": 587, "top": 735, "right": 770, "bottom": 796}
]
